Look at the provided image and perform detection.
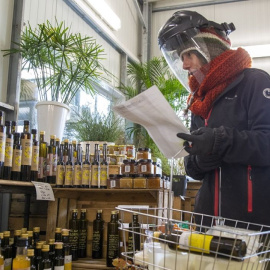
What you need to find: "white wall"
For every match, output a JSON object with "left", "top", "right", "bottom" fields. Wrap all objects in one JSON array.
[
  {"left": 151, "top": 0, "right": 270, "bottom": 74},
  {"left": 0, "top": 0, "right": 14, "bottom": 103}
]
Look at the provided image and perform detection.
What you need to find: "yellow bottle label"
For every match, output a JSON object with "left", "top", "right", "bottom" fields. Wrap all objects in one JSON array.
[
  {"left": 0, "top": 132, "right": 6, "bottom": 162},
  {"left": 91, "top": 165, "right": 99, "bottom": 186},
  {"left": 82, "top": 164, "right": 90, "bottom": 185},
  {"left": 74, "top": 165, "right": 82, "bottom": 185},
  {"left": 12, "top": 149, "right": 22, "bottom": 172},
  {"left": 4, "top": 138, "right": 13, "bottom": 167},
  {"left": 0, "top": 255, "right": 3, "bottom": 270},
  {"left": 31, "top": 145, "right": 39, "bottom": 171},
  {"left": 65, "top": 165, "right": 73, "bottom": 185},
  {"left": 21, "top": 139, "right": 32, "bottom": 165},
  {"left": 56, "top": 165, "right": 65, "bottom": 185},
  {"left": 100, "top": 165, "right": 108, "bottom": 186},
  {"left": 64, "top": 255, "right": 72, "bottom": 270}
]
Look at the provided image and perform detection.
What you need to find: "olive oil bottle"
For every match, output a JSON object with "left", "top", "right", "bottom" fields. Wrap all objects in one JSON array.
[
  {"left": 30, "top": 129, "right": 39, "bottom": 181},
  {"left": 27, "top": 249, "right": 36, "bottom": 270},
  {"left": 38, "top": 131, "right": 47, "bottom": 182},
  {"left": 81, "top": 143, "right": 90, "bottom": 188},
  {"left": 0, "top": 111, "right": 6, "bottom": 179},
  {"left": 64, "top": 144, "right": 73, "bottom": 188},
  {"left": 48, "top": 239, "right": 55, "bottom": 269},
  {"left": 106, "top": 210, "right": 119, "bottom": 267},
  {"left": 41, "top": 245, "right": 52, "bottom": 270},
  {"left": 11, "top": 132, "right": 22, "bottom": 181},
  {"left": 3, "top": 231, "right": 13, "bottom": 270},
  {"left": 69, "top": 209, "right": 79, "bottom": 261},
  {"left": 54, "top": 243, "right": 64, "bottom": 270},
  {"left": 78, "top": 209, "right": 87, "bottom": 258},
  {"left": 55, "top": 146, "right": 65, "bottom": 188},
  {"left": 12, "top": 230, "right": 21, "bottom": 259},
  {"left": 20, "top": 120, "right": 32, "bottom": 181},
  {"left": 12, "top": 237, "right": 30, "bottom": 270},
  {"left": 91, "top": 144, "right": 100, "bottom": 188},
  {"left": 62, "top": 230, "right": 72, "bottom": 270},
  {"left": 73, "top": 144, "right": 82, "bottom": 188},
  {"left": 3, "top": 121, "right": 13, "bottom": 180},
  {"left": 34, "top": 242, "right": 43, "bottom": 270},
  {"left": 92, "top": 210, "right": 104, "bottom": 259},
  {"left": 32, "top": 227, "right": 40, "bottom": 248},
  {"left": 128, "top": 213, "right": 141, "bottom": 254},
  {"left": 100, "top": 143, "right": 108, "bottom": 189}
]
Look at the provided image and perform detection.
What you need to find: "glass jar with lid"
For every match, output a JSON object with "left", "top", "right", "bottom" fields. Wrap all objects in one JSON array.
[
  {"left": 121, "top": 159, "right": 136, "bottom": 174},
  {"left": 116, "top": 154, "right": 126, "bottom": 165},
  {"left": 137, "top": 159, "right": 153, "bottom": 174},
  {"left": 118, "top": 145, "right": 127, "bottom": 155},
  {"left": 147, "top": 174, "right": 161, "bottom": 189},
  {"left": 108, "top": 174, "right": 121, "bottom": 189},
  {"left": 120, "top": 174, "right": 133, "bottom": 189},
  {"left": 107, "top": 154, "right": 117, "bottom": 165},
  {"left": 133, "top": 174, "right": 147, "bottom": 189},
  {"left": 136, "top": 148, "right": 151, "bottom": 160},
  {"left": 126, "top": 145, "right": 135, "bottom": 159}
]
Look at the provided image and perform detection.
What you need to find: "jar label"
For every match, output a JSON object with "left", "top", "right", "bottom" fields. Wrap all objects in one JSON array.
[
  {"left": 21, "top": 138, "right": 32, "bottom": 165},
  {"left": 12, "top": 149, "right": 22, "bottom": 172},
  {"left": 141, "top": 164, "right": 147, "bottom": 172},
  {"left": 124, "top": 165, "right": 130, "bottom": 173},
  {"left": 4, "top": 138, "right": 13, "bottom": 167},
  {"left": 31, "top": 145, "right": 39, "bottom": 171},
  {"left": 0, "top": 132, "right": 6, "bottom": 162},
  {"left": 110, "top": 179, "right": 116, "bottom": 188}
]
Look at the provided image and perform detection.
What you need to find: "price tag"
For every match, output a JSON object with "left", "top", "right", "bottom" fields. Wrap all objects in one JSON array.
[{"left": 32, "top": 181, "right": 55, "bottom": 201}]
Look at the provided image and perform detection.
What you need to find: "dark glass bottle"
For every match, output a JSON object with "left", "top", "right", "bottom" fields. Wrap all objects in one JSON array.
[
  {"left": 54, "top": 228, "right": 62, "bottom": 242},
  {"left": 34, "top": 242, "right": 43, "bottom": 270},
  {"left": 27, "top": 248, "right": 36, "bottom": 270},
  {"left": 21, "top": 120, "right": 32, "bottom": 181},
  {"left": 3, "top": 121, "right": 13, "bottom": 180},
  {"left": 55, "top": 145, "right": 65, "bottom": 188},
  {"left": 73, "top": 144, "right": 82, "bottom": 188},
  {"left": 100, "top": 143, "right": 108, "bottom": 189},
  {"left": 11, "top": 132, "right": 22, "bottom": 181},
  {"left": 38, "top": 131, "right": 47, "bottom": 182},
  {"left": 106, "top": 210, "right": 119, "bottom": 267},
  {"left": 12, "top": 229, "right": 21, "bottom": 259},
  {"left": 3, "top": 231, "right": 13, "bottom": 270},
  {"left": 91, "top": 144, "right": 100, "bottom": 188},
  {"left": 54, "top": 242, "right": 64, "bottom": 270},
  {"left": 81, "top": 143, "right": 90, "bottom": 188},
  {"left": 154, "top": 231, "right": 247, "bottom": 260},
  {"left": 33, "top": 227, "right": 40, "bottom": 248},
  {"left": 0, "top": 112, "right": 6, "bottom": 179},
  {"left": 64, "top": 144, "right": 73, "bottom": 188},
  {"left": 69, "top": 209, "right": 79, "bottom": 261},
  {"left": 62, "top": 230, "right": 72, "bottom": 270},
  {"left": 11, "top": 120, "right": 17, "bottom": 134},
  {"left": 63, "top": 139, "right": 69, "bottom": 164},
  {"left": 41, "top": 244, "right": 52, "bottom": 270},
  {"left": 128, "top": 214, "right": 141, "bottom": 254},
  {"left": 30, "top": 129, "right": 39, "bottom": 181},
  {"left": 48, "top": 239, "right": 55, "bottom": 269},
  {"left": 27, "top": 230, "right": 34, "bottom": 249},
  {"left": 46, "top": 135, "right": 57, "bottom": 184},
  {"left": 92, "top": 209, "right": 104, "bottom": 259},
  {"left": 78, "top": 209, "right": 87, "bottom": 258}
]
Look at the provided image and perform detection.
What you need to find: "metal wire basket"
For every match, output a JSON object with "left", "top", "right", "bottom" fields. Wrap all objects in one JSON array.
[{"left": 116, "top": 206, "right": 270, "bottom": 270}]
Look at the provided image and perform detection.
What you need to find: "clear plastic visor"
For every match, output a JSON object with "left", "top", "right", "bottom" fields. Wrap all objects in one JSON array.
[{"left": 160, "top": 33, "right": 210, "bottom": 93}]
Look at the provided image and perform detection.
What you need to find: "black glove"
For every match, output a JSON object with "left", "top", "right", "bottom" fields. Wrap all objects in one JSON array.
[
  {"left": 177, "top": 127, "right": 216, "bottom": 155},
  {"left": 195, "top": 155, "right": 222, "bottom": 172}
]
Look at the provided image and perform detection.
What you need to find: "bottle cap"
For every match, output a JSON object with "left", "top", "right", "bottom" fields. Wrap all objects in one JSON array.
[
  {"left": 55, "top": 228, "right": 62, "bottom": 233},
  {"left": 81, "top": 209, "right": 86, "bottom": 213},
  {"left": 42, "top": 244, "right": 50, "bottom": 252},
  {"left": 21, "top": 228, "right": 27, "bottom": 234},
  {"left": 23, "top": 120, "right": 30, "bottom": 125},
  {"left": 72, "top": 209, "right": 78, "bottom": 213},
  {"left": 55, "top": 242, "right": 63, "bottom": 249},
  {"left": 14, "top": 230, "right": 21, "bottom": 236},
  {"left": 36, "top": 242, "right": 43, "bottom": 249},
  {"left": 33, "top": 227, "right": 40, "bottom": 233},
  {"left": 62, "top": 230, "right": 69, "bottom": 236},
  {"left": 21, "top": 233, "right": 28, "bottom": 239},
  {"left": 27, "top": 231, "right": 33, "bottom": 237},
  {"left": 97, "top": 209, "right": 103, "bottom": 213},
  {"left": 31, "top": 129, "right": 37, "bottom": 134},
  {"left": 3, "top": 231, "right": 10, "bottom": 237},
  {"left": 50, "top": 135, "right": 56, "bottom": 139},
  {"left": 27, "top": 249, "right": 35, "bottom": 256},
  {"left": 49, "top": 239, "right": 55, "bottom": 245}
]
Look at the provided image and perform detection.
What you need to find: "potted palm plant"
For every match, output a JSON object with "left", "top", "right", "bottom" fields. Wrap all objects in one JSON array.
[{"left": 3, "top": 20, "right": 107, "bottom": 141}]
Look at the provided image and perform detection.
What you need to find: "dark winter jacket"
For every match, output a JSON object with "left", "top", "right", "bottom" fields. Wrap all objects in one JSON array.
[{"left": 184, "top": 68, "right": 270, "bottom": 228}]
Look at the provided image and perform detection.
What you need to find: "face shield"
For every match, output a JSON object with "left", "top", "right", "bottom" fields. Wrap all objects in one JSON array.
[{"left": 160, "top": 29, "right": 215, "bottom": 93}]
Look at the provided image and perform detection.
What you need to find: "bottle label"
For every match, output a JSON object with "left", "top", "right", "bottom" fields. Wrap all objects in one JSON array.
[
  {"left": 46, "top": 153, "right": 54, "bottom": 176},
  {"left": 38, "top": 156, "right": 44, "bottom": 178},
  {"left": 79, "top": 229, "right": 87, "bottom": 249},
  {"left": 109, "top": 180, "right": 116, "bottom": 188},
  {"left": 74, "top": 165, "right": 82, "bottom": 185},
  {"left": 0, "top": 265, "right": 3, "bottom": 270},
  {"left": 107, "top": 234, "right": 119, "bottom": 258},
  {"left": 65, "top": 165, "right": 73, "bottom": 185},
  {"left": 43, "top": 268, "right": 52, "bottom": 270},
  {"left": 64, "top": 255, "right": 72, "bottom": 264},
  {"left": 31, "top": 145, "right": 39, "bottom": 171},
  {"left": 92, "top": 231, "right": 101, "bottom": 251},
  {"left": 56, "top": 165, "right": 65, "bottom": 185},
  {"left": 0, "top": 132, "right": 6, "bottom": 162},
  {"left": 12, "top": 149, "right": 22, "bottom": 172},
  {"left": 100, "top": 165, "right": 108, "bottom": 187},
  {"left": 69, "top": 229, "right": 79, "bottom": 249},
  {"left": 54, "top": 266, "right": 64, "bottom": 270},
  {"left": 179, "top": 232, "right": 212, "bottom": 254},
  {"left": 91, "top": 165, "right": 100, "bottom": 186},
  {"left": 21, "top": 138, "right": 32, "bottom": 165},
  {"left": 4, "top": 258, "right": 11, "bottom": 269},
  {"left": 124, "top": 165, "right": 130, "bottom": 173},
  {"left": 4, "top": 137, "right": 13, "bottom": 167},
  {"left": 82, "top": 164, "right": 90, "bottom": 185},
  {"left": 53, "top": 153, "right": 57, "bottom": 176}
]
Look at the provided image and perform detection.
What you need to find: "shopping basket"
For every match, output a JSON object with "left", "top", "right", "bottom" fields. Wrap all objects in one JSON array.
[{"left": 116, "top": 206, "right": 270, "bottom": 270}]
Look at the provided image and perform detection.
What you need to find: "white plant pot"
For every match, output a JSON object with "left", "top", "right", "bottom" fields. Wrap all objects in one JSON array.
[{"left": 35, "top": 101, "right": 70, "bottom": 143}]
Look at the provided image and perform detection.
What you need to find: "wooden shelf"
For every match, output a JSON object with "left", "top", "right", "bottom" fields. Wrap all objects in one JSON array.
[
  {"left": 72, "top": 259, "right": 111, "bottom": 270},
  {"left": 0, "top": 179, "right": 35, "bottom": 193},
  {"left": 0, "top": 102, "right": 14, "bottom": 111}
]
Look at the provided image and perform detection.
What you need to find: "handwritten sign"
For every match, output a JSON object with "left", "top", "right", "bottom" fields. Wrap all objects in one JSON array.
[{"left": 32, "top": 181, "right": 55, "bottom": 201}]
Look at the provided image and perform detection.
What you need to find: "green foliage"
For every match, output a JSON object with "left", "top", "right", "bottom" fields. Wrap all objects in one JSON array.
[
  {"left": 119, "top": 56, "right": 189, "bottom": 175},
  {"left": 64, "top": 107, "right": 125, "bottom": 143},
  {"left": 3, "top": 20, "right": 107, "bottom": 105}
]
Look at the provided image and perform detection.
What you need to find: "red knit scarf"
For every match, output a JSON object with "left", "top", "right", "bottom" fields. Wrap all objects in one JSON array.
[{"left": 188, "top": 48, "right": 252, "bottom": 119}]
